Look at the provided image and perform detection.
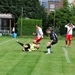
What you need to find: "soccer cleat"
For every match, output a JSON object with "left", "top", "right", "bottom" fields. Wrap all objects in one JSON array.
[
  {"left": 66, "top": 45, "right": 70, "bottom": 47},
  {"left": 66, "top": 45, "right": 68, "bottom": 47},
  {"left": 16, "top": 40, "right": 18, "bottom": 42},
  {"left": 68, "top": 46, "right": 70, "bottom": 47},
  {"left": 29, "top": 49, "right": 31, "bottom": 52},
  {"left": 22, "top": 49, "right": 25, "bottom": 52},
  {"left": 46, "top": 52, "right": 51, "bottom": 54}
]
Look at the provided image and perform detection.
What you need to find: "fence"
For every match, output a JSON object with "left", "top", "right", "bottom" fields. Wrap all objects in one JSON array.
[{"left": 0, "top": 27, "right": 11, "bottom": 35}]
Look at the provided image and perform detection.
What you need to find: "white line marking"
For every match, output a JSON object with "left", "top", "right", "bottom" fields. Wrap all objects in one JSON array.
[
  {"left": 0, "top": 39, "right": 15, "bottom": 45},
  {"left": 62, "top": 47, "right": 71, "bottom": 63}
]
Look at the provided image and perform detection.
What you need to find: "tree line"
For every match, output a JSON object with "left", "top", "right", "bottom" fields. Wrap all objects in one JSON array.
[{"left": 0, "top": 0, "right": 75, "bottom": 35}]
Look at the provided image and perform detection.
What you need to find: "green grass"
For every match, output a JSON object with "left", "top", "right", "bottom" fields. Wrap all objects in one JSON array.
[{"left": 0, "top": 36, "right": 75, "bottom": 75}]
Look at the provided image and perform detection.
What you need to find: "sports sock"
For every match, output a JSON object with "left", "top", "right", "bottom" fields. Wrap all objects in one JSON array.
[
  {"left": 47, "top": 46, "right": 51, "bottom": 53},
  {"left": 17, "top": 41, "right": 24, "bottom": 46},
  {"left": 50, "top": 48, "right": 52, "bottom": 53},
  {"left": 47, "top": 48, "right": 50, "bottom": 53}
]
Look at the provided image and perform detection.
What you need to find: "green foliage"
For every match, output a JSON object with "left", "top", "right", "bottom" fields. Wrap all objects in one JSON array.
[
  {"left": 69, "top": 4, "right": 75, "bottom": 24},
  {"left": 63, "top": 0, "right": 68, "bottom": 7},
  {"left": 17, "top": 18, "right": 42, "bottom": 35},
  {"left": 47, "top": 7, "right": 75, "bottom": 35},
  {"left": 45, "top": 0, "right": 75, "bottom": 35},
  {"left": 0, "top": 0, "right": 46, "bottom": 22}
]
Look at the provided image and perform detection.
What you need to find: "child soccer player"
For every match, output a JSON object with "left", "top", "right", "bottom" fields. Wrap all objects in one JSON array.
[
  {"left": 65, "top": 23, "right": 75, "bottom": 47},
  {"left": 16, "top": 40, "right": 40, "bottom": 52},
  {"left": 33, "top": 24, "right": 43, "bottom": 44},
  {"left": 46, "top": 28, "right": 58, "bottom": 54}
]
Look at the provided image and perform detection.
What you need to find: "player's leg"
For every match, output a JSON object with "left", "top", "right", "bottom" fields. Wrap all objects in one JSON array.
[
  {"left": 46, "top": 42, "right": 51, "bottom": 54},
  {"left": 24, "top": 44, "right": 31, "bottom": 51},
  {"left": 33, "top": 37, "right": 43, "bottom": 44},
  {"left": 68, "top": 35, "right": 72, "bottom": 47},
  {"left": 65, "top": 40, "right": 67, "bottom": 45},
  {"left": 37, "top": 37, "right": 43, "bottom": 43},
  {"left": 16, "top": 40, "right": 31, "bottom": 52},
  {"left": 66, "top": 34, "right": 69, "bottom": 47},
  {"left": 33, "top": 37, "right": 38, "bottom": 44},
  {"left": 16, "top": 40, "right": 24, "bottom": 47},
  {"left": 68, "top": 40, "right": 71, "bottom": 47}
]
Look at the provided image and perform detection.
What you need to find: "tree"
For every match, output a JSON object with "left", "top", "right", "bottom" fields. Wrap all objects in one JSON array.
[
  {"left": 46, "top": 0, "right": 75, "bottom": 35},
  {"left": 63, "top": 0, "right": 68, "bottom": 7},
  {"left": 47, "top": 7, "right": 75, "bottom": 35},
  {"left": 0, "top": 0, "right": 47, "bottom": 22}
]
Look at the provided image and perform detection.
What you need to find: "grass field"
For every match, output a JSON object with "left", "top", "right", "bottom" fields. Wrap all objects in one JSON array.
[{"left": 0, "top": 36, "right": 75, "bottom": 75}]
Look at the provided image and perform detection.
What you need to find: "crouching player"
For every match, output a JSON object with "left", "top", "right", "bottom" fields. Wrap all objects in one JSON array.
[
  {"left": 16, "top": 40, "right": 40, "bottom": 52},
  {"left": 46, "top": 28, "right": 58, "bottom": 54}
]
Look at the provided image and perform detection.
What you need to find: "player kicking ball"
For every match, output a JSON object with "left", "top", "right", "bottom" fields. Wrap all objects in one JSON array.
[
  {"left": 16, "top": 40, "right": 40, "bottom": 52},
  {"left": 46, "top": 27, "right": 58, "bottom": 54}
]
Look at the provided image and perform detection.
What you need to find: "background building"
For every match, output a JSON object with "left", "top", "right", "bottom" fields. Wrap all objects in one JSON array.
[
  {"left": 0, "top": 14, "right": 15, "bottom": 34},
  {"left": 39, "top": 0, "right": 63, "bottom": 14},
  {"left": 73, "top": 0, "right": 75, "bottom": 5}
]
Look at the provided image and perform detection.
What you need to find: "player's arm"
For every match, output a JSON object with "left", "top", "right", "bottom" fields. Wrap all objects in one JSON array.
[
  {"left": 50, "top": 40, "right": 53, "bottom": 44},
  {"left": 39, "top": 29, "right": 43, "bottom": 37},
  {"left": 47, "top": 40, "right": 53, "bottom": 46},
  {"left": 65, "top": 24, "right": 69, "bottom": 28},
  {"left": 72, "top": 25, "right": 75, "bottom": 28},
  {"left": 69, "top": 23, "right": 75, "bottom": 28}
]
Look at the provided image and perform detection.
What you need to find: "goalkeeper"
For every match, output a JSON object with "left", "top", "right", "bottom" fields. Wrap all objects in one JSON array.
[{"left": 16, "top": 40, "right": 40, "bottom": 52}]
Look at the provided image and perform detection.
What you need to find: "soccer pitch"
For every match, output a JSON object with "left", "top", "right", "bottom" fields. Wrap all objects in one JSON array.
[{"left": 0, "top": 36, "right": 75, "bottom": 75}]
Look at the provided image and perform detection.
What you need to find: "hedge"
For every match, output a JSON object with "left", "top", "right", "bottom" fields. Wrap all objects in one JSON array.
[{"left": 17, "top": 18, "right": 42, "bottom": 36}]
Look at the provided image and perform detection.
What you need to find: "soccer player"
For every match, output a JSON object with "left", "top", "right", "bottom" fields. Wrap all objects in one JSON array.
[
  {"left": 16, "top": 40, "right": 40, "bottom": 52},
  {"left": 46, "top": 28, "right": 58, "bottom": 54},
  {"left": 65, "top": 23, "right": 75, "bottom": 47},
  {"left": 33, "top": 24, "right": 43, "bottom": 44}
]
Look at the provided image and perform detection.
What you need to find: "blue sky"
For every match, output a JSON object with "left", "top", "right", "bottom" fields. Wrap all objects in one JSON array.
[
  {"left": 39, "top": 0, "right": 48, "bottom": 8},
  {"left": 39, "top": 0, "right": 48, "bottom": 2},
  {"left": 39, "top": 0, "right": 73, "bottom": 3},
  {"left": 68, "top": 0, "right": 73, "bottom": 4}
]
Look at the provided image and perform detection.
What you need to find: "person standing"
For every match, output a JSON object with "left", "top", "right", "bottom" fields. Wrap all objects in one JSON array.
[
  {"left": 33, "top": 24, "right": 43, "bottom": 44},
  {"left": 12, "top": 26, "right": 15, "bottom": 33},
  {"left": 46, "top": 28, "right": 58, "bottom": 54},
  {"left": 65, "top": 23, "right": 75, "bottom": 47}
]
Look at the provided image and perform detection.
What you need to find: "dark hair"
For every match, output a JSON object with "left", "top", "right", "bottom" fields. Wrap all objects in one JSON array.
[
  {"left": 36, "top": 24, "right": 39, "bottom": 26},
  {"left": 70, "top": 22, "right": 71, "bottom": 24},
  {"left": 46, "top": 27, "right": 54, "bottom": 31},
  {"left": 46, "top": 28, "right": 50, "bottom": 31}
]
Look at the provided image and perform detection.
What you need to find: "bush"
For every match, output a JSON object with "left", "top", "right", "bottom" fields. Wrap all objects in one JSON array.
[{"left": 17, "top": 18, "right": 42, "bottom": 36}]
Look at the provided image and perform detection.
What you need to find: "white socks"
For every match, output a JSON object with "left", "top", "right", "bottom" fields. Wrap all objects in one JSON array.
[{"left": 47, "top": 48, "right": 51, "bottom": 54}]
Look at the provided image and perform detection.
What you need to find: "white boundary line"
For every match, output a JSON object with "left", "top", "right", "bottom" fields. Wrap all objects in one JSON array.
[
  {"left": 62, "top": 47, "right": 71, "bottom": 63},
  {"left": 0, "top": 39, "right": 15, "bottom": 45}
]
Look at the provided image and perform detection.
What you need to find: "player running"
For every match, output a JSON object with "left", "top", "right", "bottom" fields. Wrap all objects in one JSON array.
[{"left": 33, "top": 24, "right": 43, "bottom": 44}]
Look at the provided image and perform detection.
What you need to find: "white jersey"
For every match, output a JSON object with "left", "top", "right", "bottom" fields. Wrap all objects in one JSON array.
[
  {"left": 65, "top": 25, "right": 75, "bottom": 35},
  {"left": 12, "top": 27, "right": 15, "bottom": 32},
  {"left": 36, "top": 27, "right": 43, "bottom": 38}
]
